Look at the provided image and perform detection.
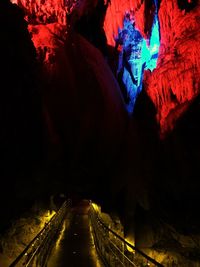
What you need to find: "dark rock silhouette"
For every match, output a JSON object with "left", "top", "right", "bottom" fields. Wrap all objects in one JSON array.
[{"left": 0, "top": 1, "right": 44, "bottom": 230}]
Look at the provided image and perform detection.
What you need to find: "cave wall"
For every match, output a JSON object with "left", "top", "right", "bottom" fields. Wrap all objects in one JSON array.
[
  {"left": 146, "top": 0, "right": 200, "bottom": 136},
  {"left": 105, "top": 0, "right": 200, "bottom": 136},
  {"left": 0, "top": 0, "right": 46, "bottom": 230},
  {"left": 11, "top": 0, "right": 67, "bottom": 24},
  {"left": 104, "top": 0, "right": 155, "bottom": 46},
  {"left": 8, "top": 0, "right": 130, "bottom": 197},
  {"left": 11, "top": 0, "right": 200, "bottom": 137}
]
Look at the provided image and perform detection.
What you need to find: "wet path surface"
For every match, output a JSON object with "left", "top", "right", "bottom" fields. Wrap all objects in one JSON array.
[{"left": 47, "top": 200, "right": 103, "bottom": 267}]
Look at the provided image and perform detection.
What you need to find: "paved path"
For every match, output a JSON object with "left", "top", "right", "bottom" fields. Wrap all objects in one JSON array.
[{"left": 47, "top": 200, "right": 103, "bottom": 267}]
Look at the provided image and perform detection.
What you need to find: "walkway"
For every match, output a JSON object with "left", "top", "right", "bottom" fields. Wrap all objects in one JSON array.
[{"left": 47, "top": 200, "right": 103, "bottom": 267}]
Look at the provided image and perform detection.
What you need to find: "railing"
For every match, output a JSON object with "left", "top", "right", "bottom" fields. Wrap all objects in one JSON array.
[
  {"left": 9, "top": 199, "right": 71, "bottom": 267},
  {"left": 89, "top": 204, "right": 164, "bottom": 267}
]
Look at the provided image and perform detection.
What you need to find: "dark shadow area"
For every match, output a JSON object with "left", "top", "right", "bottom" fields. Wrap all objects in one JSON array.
[
  {"left": 177, "top": 0, "right": 198, "bottom": 12},
  {"left": 0, "top": 0, "right": 45, "bottom": 231},
  {"left": 69, "top": 0, "right": 110, "bottom": 57},
  {"left": 153, "top": 94, "right": 200, "bottom": 233}
]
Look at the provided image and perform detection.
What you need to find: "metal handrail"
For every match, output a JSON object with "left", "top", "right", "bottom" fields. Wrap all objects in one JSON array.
[
  {"left": 89, "top": 204, "right": 164, "bottom": 267},
  {"left": 9, "top": 199, "right": 71, "bottom": 267}
]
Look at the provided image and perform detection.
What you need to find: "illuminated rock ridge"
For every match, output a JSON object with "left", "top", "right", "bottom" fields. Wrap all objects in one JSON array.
[{"left": 11, "top": 0, "right": 200, "bottom": 136}]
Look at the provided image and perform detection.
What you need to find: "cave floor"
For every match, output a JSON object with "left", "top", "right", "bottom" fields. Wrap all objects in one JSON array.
[{"left": 47, "top": 200, "right": 103, "bottom": 267}]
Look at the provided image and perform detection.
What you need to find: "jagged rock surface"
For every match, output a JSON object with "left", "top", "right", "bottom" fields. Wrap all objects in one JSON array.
[
  {"left": 11, "top": 0, "right": 200, "bottom": 136},
  {"left": 3, "top": 1, "right": 200, "bottom": 266},
  {"left": 146, "top": 0, "right": 200, "bottom": 136}
]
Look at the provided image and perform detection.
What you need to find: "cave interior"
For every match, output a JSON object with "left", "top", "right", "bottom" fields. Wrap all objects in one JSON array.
[{"left": 0, "top": 0, "right": 200, "bottom": 265}]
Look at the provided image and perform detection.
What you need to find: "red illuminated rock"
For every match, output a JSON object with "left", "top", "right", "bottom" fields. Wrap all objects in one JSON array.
[
  {"left": 145, "top": 0, "right": 200, "bottom": 137},
  {"left": 10, "top": 0, "right": 67, "bottom": 75},
  {"left": 104, "top": 0, "right": 155, "bottom": 46},
  {"left": 11, "top": 0, "right": 67, "bottom": 24}
]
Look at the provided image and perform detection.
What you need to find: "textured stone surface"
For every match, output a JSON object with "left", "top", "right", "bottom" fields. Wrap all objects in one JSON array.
[
  {"left": 12, "top": 0, "right": 200, "bottom": 137},
  {"left": 146, "top": 0, "right": 200, "bottom": 136},
  {"left": 105, "top": 0, "right": 200, "bottom": 136}
]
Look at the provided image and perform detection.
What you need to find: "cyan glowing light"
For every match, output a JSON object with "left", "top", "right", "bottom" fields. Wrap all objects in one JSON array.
[
  {"left": 116, "top": 3, "right": 160, "bottom": 112},
  {"left": 145, "top": 15, "right": 160, "bottom": 71},
  {"left": 143, "top": 0, "right": 160, "bottom": 72}
]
